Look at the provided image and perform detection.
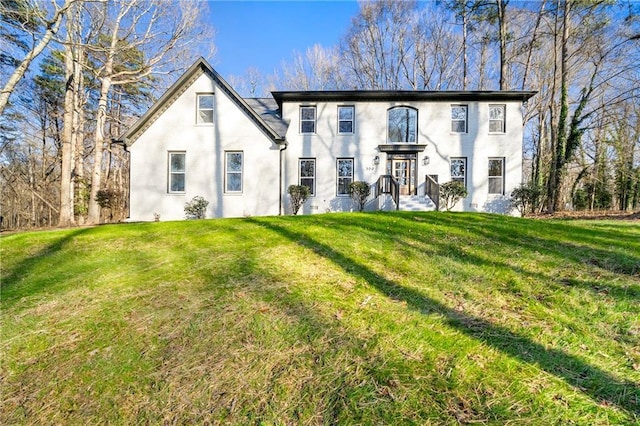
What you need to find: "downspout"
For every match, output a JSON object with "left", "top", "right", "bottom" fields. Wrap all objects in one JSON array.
[{"left": 279, "top": 140, "right": 288, "bottom": 215}]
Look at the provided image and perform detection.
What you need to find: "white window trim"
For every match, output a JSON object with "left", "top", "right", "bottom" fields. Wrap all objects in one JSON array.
[
  {"left": 299, "top": 158, "right": 316, "bottom": 196},
  {"left": 336, "top": 158, "right": 354, "bottom": 196},
  {"left": 337, "top": 106, "right": 355, "bottom": 135},
  {"left": 450, "top": 157, "right": 467, "bottom": 189},
  {"left": 488, "top": 157, "right": 505, "bottom": 195},
  {"left": 168, "top": 151, "right": 186, "bottom": 194},
  {"left": 451, "top": 105, "right": 468, "bottom": 134},
  {"left": 224, "top": 151, "right": 243, "bottom": 194},
  {"left": 300, "top": 106, "right": 316, "bottom": 134},
  {"left": 489, "top": 104, "right": 506, "bottom": 134},
  {"left": 196, "top": 93, "right": 215, "bottom": 126}
]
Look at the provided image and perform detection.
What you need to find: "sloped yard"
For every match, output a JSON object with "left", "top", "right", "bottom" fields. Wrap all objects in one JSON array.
[{"left": 2, "top": 212, "right": 639, "bottom": 424}]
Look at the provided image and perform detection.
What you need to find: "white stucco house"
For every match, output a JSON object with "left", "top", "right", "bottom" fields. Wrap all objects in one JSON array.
[{"left": 118, "top": 58, "right": 535, "bottom": 221}]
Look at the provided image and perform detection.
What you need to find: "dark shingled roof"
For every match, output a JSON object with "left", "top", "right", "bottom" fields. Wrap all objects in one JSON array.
[{"left": 243, "top": 98, "right": 289, "bottom": 139}]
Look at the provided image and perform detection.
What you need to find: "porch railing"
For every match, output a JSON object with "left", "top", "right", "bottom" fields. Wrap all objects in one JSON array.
[
  {"left": 425, "top": 174, "right": 440, "bottom": 211},
  {"left": 376, "top": 175, "right": 400, "bottom": 210}
]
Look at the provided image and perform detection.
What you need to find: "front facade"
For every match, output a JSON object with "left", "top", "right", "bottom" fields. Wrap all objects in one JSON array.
[{"left": 121, "top": 58, "right": 535, "bottom": 221}]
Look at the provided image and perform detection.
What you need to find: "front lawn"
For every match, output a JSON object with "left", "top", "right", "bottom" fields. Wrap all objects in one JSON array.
[{"left": 2, "top": 212, "right": 639, "bottom": 424}]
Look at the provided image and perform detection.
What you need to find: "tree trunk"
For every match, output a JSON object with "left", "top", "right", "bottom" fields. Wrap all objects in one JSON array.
[
  {"left": 59, "top": 14, "right": 78, "bottom": 227},
  {"left": 87, "top": 75, "right": 112, "bottom": 224}
]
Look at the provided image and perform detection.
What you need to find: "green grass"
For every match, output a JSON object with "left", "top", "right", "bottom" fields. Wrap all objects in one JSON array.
[{"left": 1, "top": 212, "right": 639, "bottom": 424}]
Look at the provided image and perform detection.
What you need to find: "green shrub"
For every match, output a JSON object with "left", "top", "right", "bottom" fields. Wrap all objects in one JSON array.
[
  {"left": 349, "top": 181, "right": 370, "bottom": 212},
  {"left": 288, "top": 185, "right": 311, "bottom": 215},
  {"left": 440, "top": 181, "right": 468, "bottom": 211},
  {"left": 511, "top": 182, "right": 543, "bottom": 216},
  {"left": 184, "top": 196, "right": 209, "bottom": 219}
]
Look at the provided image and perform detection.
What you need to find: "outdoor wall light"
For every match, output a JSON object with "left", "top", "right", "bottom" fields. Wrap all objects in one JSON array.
[
  {"left": 423, "top": 156, "right": 430, "bottom": 166},
  {"left": 373, "top": 155, "right": 380, "bottom": 166}
]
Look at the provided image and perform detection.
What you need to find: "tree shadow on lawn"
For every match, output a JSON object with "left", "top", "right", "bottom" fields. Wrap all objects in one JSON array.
[
  {"left": 317, "top": 213, "right": 639, "bottom": 302},
  {"left": 250, "top": 217, "right": 640, "bottom": 418},
  {"left": 2, "top": 227, "right": 95, "bottom": 305}
]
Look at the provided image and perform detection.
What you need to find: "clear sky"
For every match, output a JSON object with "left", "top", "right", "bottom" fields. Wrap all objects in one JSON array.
[{"left": 206, "top": 0, "right": 360, "bottom": 79}]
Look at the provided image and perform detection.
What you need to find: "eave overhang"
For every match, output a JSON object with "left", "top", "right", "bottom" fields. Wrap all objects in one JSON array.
[{"left": 272, "top": 90, "right": 537, "bottom": 110}]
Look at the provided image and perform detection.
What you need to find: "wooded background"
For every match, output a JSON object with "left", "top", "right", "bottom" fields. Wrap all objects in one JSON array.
[{"left": 1, "top": 0, "right": 639, "bottom": 230}]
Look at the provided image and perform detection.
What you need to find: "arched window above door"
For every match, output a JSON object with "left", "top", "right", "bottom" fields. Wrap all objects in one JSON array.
[{"left": 387, "top": 106, "right": 418, "bottom": 143}]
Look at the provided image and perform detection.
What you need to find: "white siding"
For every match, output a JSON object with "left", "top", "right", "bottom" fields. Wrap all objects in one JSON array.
[
  {"left": 281, "top": 100, "right": 523, "bottom": 214},
  {"left": 129, "top": 73, "right": 280, "bottom": 221}
]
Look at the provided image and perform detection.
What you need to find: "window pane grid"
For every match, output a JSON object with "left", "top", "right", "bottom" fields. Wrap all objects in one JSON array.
[
  {"left": 225, "top": 152, "right": 243, "bottom": 193},
  {"left": 300, "top": 159, "right": 316, "bottom": 195},
  {"left": 338, "top": 106, "right": 354, "bottom": 134},
  {"left": 450, "top": 157, "right": 467, "bottom": 188},
  {"left": 451, "top": 105, "right": 467, "bottom": 133},
  {"left": 197, "top": 94, "right": 214, "bottom": 124},
  {"left": 388, "top": 107, "right": 417, "bottom": 143},
  {"left": 168, "top": 152, "right": 186, "bottom": 193},
  {"left": 337, "top": 158, "right": 354, "bottom": 195},
  {"left": 300, "top": 107, "right": 316, "bottom": 134},
  {"left": 489, "top": 105, "right": 505, "bottom": 133},
  {"left": 488, "top": 158, "right": 505, "bottom": 195}
]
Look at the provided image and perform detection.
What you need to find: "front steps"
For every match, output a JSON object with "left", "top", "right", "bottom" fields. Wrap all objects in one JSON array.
[{"left": 398, "top": 195, "right": 436, "bottom": 211}]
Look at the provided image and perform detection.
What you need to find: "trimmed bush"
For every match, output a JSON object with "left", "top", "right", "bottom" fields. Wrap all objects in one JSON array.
[
  {"left": 440, "top": 181, "right": 468, "bottom": 211},
  {"left": 184, "top": 196, "right": 209, "bottom": 219},
  {"left": 349, "top": 181, "right": 370, "bottom": 212},
  {"left": 288, "top": 185, "right": 311, "bottom": 215},
  {"left": 511, "top": 182, "right": 543, "bottom": 216}
]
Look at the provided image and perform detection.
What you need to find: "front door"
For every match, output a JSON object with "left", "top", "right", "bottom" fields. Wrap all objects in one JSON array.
[{"left": 392, "top": 159, "right": 412, "bottom": 195}]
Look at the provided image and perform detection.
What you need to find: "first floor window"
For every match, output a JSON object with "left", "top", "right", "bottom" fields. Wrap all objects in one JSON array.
[
  {"left": 168, "top": 152, "right": 186, "bottom": 193},
  {"left": 197, "top": 94, "right": 214, "bottom": 124},
  {"left": 300, "top": 106, "right": 316, "bottom": 133},
  {"left": 337, "top": 158, "right": 354, "bottom": 195},
  {"left": 450, "top": 157, "right": 467, "bottom": 188},
  {"left": 338, "top": 106, "right": 355, "bottom": 134},
  {"left": 451, "top": 105, "right": 468, "bottom": 133},
  {"left": 225, "top": 151, "right": 243, "bottom": 193},
  {"left": 489, "top": 104, "right": 505, "bottom": 133},
  {"left": 299, "top": 158, "right": 316, "bottom": 195},
  {"left": 488, "top": 157, "right": 505, "bottom": 194}
]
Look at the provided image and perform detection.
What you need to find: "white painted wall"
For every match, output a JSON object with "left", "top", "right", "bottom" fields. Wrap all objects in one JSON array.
[
  {"left": 281, "top": 99, "right": 523, "bottom": 214},
  {"left": 129, "top": 73, "right": 281, "bottom": 221}
]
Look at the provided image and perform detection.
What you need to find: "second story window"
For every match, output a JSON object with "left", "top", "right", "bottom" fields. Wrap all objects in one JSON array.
[
  {"left": 451, "top": 105, "right": 468, "bottom": 133},
  {"left": 489, "top": 104, "right": 506, "bottom": 133},
  {"left": 338, "top": 106, "right": 354, "bottom": 134},
  {"left": 300, "top": 106, "right": 316, "bottom": 134},
  {"left": 197, "top": 94, "right": 214, "bottom": 124},
  {"left": 388, "top": 107, "right": 417, "bottom": 143}
]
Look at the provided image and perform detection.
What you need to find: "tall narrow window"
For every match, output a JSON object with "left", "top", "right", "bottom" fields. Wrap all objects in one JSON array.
[
  {"left": 451, "top": 105, "right": 468, "bottom": 133},
  {"left": 388, "top": 107, "right": 417, "bottom": 143},
  {"left": 489, "top": 104, "right": 505, "bottom": 133},
  {"left": 337, "top": 158, "right": 354, "bottom": 195},
  {"left": 300, "top": 106, "right": 316, "bottom": 134},
  {"left": 168, "top": 152, "right": 186, "bottom": 193},
  {"left": 338, "top": 106, "right": 355, "bottom": 134},
  {"left": 299, "top": 159, "right": 316, "bottom": 195},
  {"left": 197, "top": 94, "right": 214, "bottom": 124},
  {"left": 450, "top": 157, "right": 467, "bottom": 188},
  {"left": 225, "top": 151, "right": 243, "bottom": 193},
  {"left": 488, "top": 158, "right": 505, "bottom": 194}
]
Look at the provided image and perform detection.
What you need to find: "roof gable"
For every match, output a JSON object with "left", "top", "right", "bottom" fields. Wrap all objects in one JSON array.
[{"left": 119, "top": 58, "right": 286, "bottom": 145}]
